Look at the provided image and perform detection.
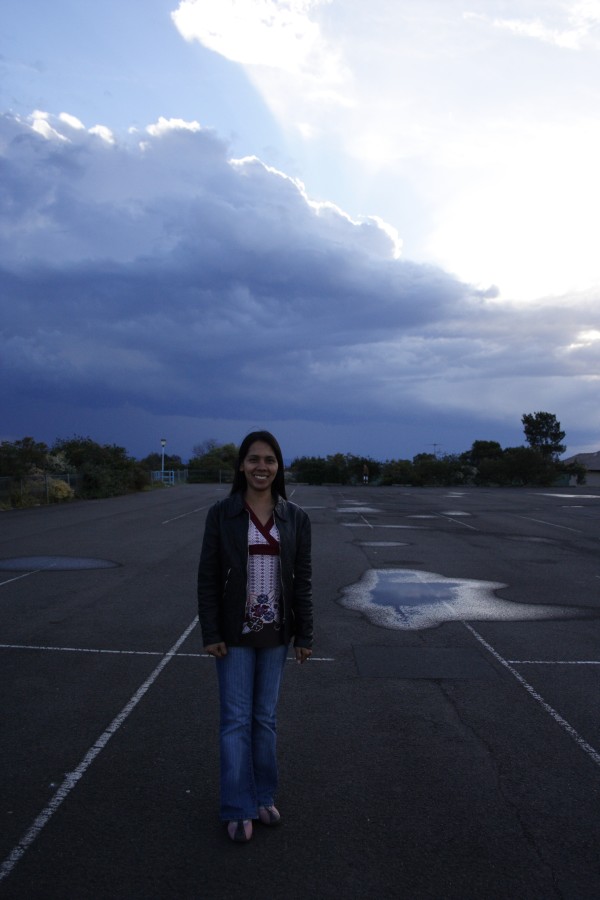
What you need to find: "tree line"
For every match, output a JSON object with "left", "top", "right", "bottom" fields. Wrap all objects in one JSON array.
[
  {"left": 0, "top": 412, "right": 587, "bottom": 508},
  {"left": 0, "top": 436, "right": 149, "bottom": 507},
  {"left": 290, "top": 413, "right": 584, "bottom": 486}
]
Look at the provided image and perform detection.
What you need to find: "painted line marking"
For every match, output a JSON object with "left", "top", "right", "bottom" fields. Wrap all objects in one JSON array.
[
  {"left": 0, "top": 617, "right": 199, "bottom": 885},
  {"left": 0, "top": 643, "right": 334, "bottom": 662},
  {"left": 517, "top": 515, "right": 582, "bottom": 533},
  {"left": 462, "top": 620, "right": 600, "bottom": 769},
  {"left": 442, "top": 516, "right": 478, "bottom": 530},
  {"left": 541, "top": 494, "right": 600, "bottom": 500},
  {"left": 507, "top": 660, "right": 600, "bottom": 666},
  {"left": 0, "top": 570, "right": 45, "bottom": 588},
  {"left": 162, "top": 505, "right": 210, "bottom": 525}
]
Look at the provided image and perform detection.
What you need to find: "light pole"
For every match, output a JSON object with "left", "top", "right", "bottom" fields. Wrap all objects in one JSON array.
[{"left": 160, "top": 438, "right": 166, "bottom": 481}]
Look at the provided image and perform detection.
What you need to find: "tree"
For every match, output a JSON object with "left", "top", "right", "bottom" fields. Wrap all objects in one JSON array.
[
  {"left": 380, "top": 458, "right": 414, "bottom": 485},
  {"left": 188, "top": 442, "right": 238, "bottom": 483},
  {"left": 192, "top": 438, "right": 219, "bottom": 458},
  {"left": 522, "top": 412, "right": 566, "bottom": 460},
  {"left": 139, "top": 452, "right": 184, "bottom": 471},
  {"left": 52, "top": 436, "right": 148, "bottom": 497},
  {"left": 412, "top": 453, "right": 465, "bottom": 486},
  {"left": 503, "top": 446, "right": 557, "bottom": 486},
  {"left": 461, "top": 440, "right": 504, "bottom": 467},
  {"left": 289, "top": 456, "right": 328, "bottom": 485},
  {"left": 0, "top": 437, "right": 49, "bottom": 478}
]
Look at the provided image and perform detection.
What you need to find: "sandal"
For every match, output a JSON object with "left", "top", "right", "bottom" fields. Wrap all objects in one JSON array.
[
  {"left": 258, "top": 805, "right": 281, "bottom": 826},
  {"left": 227, "top": 819, "right": 253, "bottom": 842}
]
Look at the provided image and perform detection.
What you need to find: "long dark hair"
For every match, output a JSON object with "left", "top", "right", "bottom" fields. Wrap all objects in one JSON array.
[{"left": 230, "top": 431, "right": 287, "bottom": 499}]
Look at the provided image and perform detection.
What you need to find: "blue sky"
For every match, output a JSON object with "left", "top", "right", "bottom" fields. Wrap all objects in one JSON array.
[{"left": 2, "top": 0, "right": 600, "bottom": 462}]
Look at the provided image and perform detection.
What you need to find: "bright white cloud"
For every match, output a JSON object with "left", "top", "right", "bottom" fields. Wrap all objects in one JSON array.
[
  {"left": 166, "top": 1, "right": 600, "bottom": 302},
  {"left": 145, "top": 116, "right": 202, "bottom": 137},
  {"left": 59, "top": 112, "right": 85, "bottom": 130},
  {"left": 172, "top": 0, "right": 335, "bottom": 73},
  {"left": 488, "top": 0, "right": 600, "bottom": 49},
  {"left": 170, "top": 0, "right": 351, "bottom": 137}
]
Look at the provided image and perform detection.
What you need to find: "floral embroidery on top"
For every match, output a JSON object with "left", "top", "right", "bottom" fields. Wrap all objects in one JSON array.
[{"left": 242, "top": 506, "right": 281, "bottom": 635}]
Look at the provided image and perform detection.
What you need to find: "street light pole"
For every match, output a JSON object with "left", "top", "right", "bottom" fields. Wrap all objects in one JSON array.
[{"left": 160, "top": 438, "right": 166, "bottom": 481}]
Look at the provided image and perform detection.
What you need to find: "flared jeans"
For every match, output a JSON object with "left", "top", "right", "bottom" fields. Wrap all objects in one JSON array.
[{"left": 215, "top": 644, "right": 289, "bottom": 821}]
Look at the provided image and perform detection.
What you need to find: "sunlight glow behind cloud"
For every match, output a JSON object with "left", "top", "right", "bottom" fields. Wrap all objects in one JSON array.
[
  {"left": 488, "top": 0, "right": 600, "bottom": 49},
  {"left": 167, "top": 1, "right": 600, "bottom": 302}
]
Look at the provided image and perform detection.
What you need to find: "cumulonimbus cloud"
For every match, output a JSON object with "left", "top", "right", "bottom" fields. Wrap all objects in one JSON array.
[{"left": 1, "top": 110, "right": 599, "bottom": 453}]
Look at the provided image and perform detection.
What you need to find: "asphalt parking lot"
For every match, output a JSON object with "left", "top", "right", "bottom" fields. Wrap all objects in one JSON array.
[{"left": 1, "top": 483, "right": 600, "bottom": 899}]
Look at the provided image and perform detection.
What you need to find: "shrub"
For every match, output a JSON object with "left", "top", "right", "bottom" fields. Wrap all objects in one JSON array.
[{"left": 49, "top": 479, "right": 74, "bottom": 502}]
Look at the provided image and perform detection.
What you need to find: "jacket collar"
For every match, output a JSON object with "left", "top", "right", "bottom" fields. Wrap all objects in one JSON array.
[{"left": 226, "top": 491, "right": 287, "bottom": 520}]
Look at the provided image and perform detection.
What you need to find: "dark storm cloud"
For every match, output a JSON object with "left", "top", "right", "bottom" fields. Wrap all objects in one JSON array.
[{"left": 1, "top": 111, "right": 599, "bottom": 455}]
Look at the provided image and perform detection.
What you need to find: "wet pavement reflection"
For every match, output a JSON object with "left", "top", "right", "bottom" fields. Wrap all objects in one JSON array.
[{"left": 340, "top": 568, "right": 589, "bottom": 631}]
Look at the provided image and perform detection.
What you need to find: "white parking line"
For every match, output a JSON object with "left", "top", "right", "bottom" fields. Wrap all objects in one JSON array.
[
  {"left": 0, "top": 570, "right": 44, "bottom": 588},
  {"left": 0, "top": 617, "right": 199, "bottom": 885},
  {"left": 507, "top": 660, "right": 600, "bottom": 666},
  {"left": 517, "top": 515, "right": 582, "bottom": 533},
  {"left": 0, "top": 643, "right": 334, "bottom": 662},
  {"left": 442, "top": 516, "right": 478, "bottom": 530},
  {"left": 463, "top": 621, "right": 600, "bottom": 769},
  {"left": 162, "top": 505, "right": 210, "bottom": 525}
]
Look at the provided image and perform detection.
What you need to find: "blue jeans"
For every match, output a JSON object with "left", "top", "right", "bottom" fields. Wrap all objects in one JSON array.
[{"left": 216, "top": 644, "right": 289, "bottom": 820}]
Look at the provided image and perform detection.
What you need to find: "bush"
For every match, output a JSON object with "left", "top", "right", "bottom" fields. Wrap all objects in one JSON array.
[
  {"left": 9, "top": 488, "right": 38, "bottom": 508},
  {"left": 49, "top": 479, "right": 74, "bottom": 502}
]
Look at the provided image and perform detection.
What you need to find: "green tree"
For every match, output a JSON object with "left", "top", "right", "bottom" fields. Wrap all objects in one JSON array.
[
  {"left": 0, "top": 437, "right": 49, "bottom": 478},
  {"left": 412, "top": 453, "right": 465, "bottom": 486},
  {"left": 52, "top": 436, "right": 148, "bottom": 497},
  {"left": 188, "top": 442, "right": 238, "bottom": 483},
  {"left": 461, "top": 440, "right": 504, "bottom": 467},
  {"left": 380, "top": 458, "right": 414, "bottom": 485},
  {"left": 460, "top": 440, "right": 505, "bottom": 485},
  {"left": 192, "top": 438, "right": 220, "bottom": 457},
  {"left": 522, "top": 412, "right": 566, "bottom": 460},
  {"left": 289, "top": 456, "right": 328, "bottom": 485},
  {"left": 502, "top": 446, "right": 556, "bottom": 485},
  {"left": 139, "top": 452, "right": 184, "bottom": 471}
]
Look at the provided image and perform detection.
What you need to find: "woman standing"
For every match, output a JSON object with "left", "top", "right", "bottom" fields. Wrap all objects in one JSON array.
[{"left": 197, "top": 431, "right": 313, "bottom": 843}]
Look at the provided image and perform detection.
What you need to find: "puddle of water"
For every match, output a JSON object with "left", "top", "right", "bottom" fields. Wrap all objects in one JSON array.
[
  {"left": 378, "top": 524, "right": 422, "bottom": 529},
  {"left": 441, "top": 511, "right": 471, "bottom": 516},
  {"left": 506, "top": 536, "right": 557, "bottom": 544},
  {"left": 340, "top": 568, "right": 587, "bottom": 631},
  {"left": 541, "top": 494, "right": 600, "bottom": 499},
  {"left": 337, "top": 507, "right": 380, "bottom": 514},
  {"left": 342, "top": 523, "right": 423, "bottom": 529},
  {"left": 359, "top": 541, "right": 408, "bottom": 547}
]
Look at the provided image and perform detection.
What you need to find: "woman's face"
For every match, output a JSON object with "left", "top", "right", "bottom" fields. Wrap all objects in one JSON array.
[{"left": 240, "top": 440, "right": 279, "bottom": 494}]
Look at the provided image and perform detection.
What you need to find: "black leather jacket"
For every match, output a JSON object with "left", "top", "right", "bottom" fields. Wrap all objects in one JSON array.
[{"left": 197, "top": 492, "right": 313, "bottom": 648}]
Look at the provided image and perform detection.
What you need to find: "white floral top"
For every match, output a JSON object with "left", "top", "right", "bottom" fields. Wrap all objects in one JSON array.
[{"left": 241, "top": 505, "right": 282, "bottom": 644}]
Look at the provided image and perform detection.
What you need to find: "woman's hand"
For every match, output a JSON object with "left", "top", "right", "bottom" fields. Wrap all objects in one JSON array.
[
  {"left": 295, "top": 647, "right": 312, "bottom": 664},
  {"left": 204, "top": 642, "right": 228, "bottom": 658}
]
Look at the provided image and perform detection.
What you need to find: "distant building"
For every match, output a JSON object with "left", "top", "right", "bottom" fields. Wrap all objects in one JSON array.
[{"left": 562, "top": 450, "right": 600, "bottom": 486}]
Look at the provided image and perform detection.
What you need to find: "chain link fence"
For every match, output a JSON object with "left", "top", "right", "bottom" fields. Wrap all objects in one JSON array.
[{"left": 0, "top": 473, "right": 82, "bottom": 509}]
